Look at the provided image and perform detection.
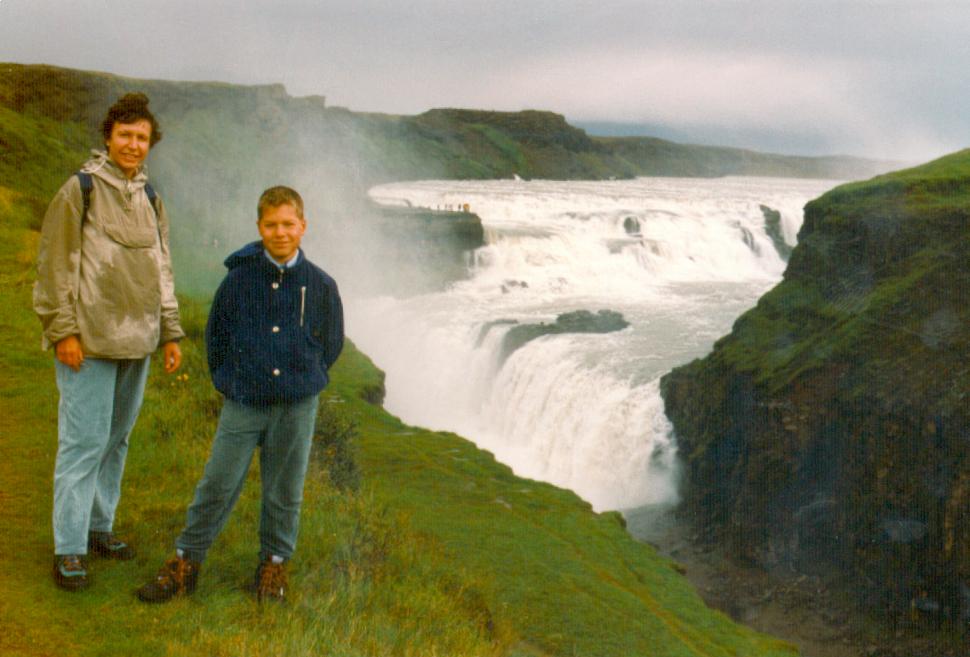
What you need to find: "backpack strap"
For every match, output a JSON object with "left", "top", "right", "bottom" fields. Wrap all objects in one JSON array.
[
  {"left": 74, "top": 172, "right": 160, "bottom": 223},
  {"left": 144, "top": 182, "right": 160, "bottom": 216},
  {"left": 76, "top": 172, "right": 94, "bottom": 223}
]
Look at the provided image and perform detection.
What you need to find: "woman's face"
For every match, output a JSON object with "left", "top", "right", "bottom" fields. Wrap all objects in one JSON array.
[{"left": 106, "top": 119, "right": 152, "bottom": 178}]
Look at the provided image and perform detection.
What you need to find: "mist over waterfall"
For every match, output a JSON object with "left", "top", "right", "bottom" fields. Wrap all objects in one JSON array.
[{"left": 349, "top": 176, "right": 836, "bottom": 512}]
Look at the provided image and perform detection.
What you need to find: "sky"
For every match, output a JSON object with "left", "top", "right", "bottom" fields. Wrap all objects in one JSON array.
[{"left": 1, "top": 0, "right": 968, "bottom": 161}]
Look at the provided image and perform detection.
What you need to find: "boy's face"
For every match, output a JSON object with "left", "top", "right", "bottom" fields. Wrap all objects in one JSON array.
[
  {"left": 258, "top": 203, "right": 306, "bottom": 263},
  {"left": 106, "top": 120, "right": 152, "bottom": 178}
]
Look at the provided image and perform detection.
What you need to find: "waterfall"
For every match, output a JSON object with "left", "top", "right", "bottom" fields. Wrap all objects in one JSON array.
[{"left": 351, "top": 176, "right": 836, "bottom": 511}]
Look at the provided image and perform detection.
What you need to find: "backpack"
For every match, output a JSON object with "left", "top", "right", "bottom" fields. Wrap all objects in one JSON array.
[{"left": 75, "top": 172, "right": 160, "bottom": 223}]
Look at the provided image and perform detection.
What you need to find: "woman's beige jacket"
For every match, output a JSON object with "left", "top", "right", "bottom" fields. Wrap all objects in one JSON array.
[{"left": 33, "top": 151, "right": 184, "bottom": 358}]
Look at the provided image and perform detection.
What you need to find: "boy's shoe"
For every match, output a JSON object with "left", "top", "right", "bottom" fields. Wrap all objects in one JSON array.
[
  {"left": 254, "top": 558, "right": 287, "bottom": 603},
  {"left": 136, "top": 555, "right": 200, "bottom": 603},
  {"left": 53, "top": 554, "right": 89, "bottom": 592},
  {"left": 88, "top": 531, "right": 135, "bottom": 560}
]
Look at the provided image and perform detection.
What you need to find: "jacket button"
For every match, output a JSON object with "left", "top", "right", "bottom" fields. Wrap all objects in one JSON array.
[
  {"left": 272, "top": 282, "right": 280, "bottom": 290},
  {"left": 272, "top": 368, "right": 281, "bottom": 376},
  {"left": 272, "top": 326, "right": 280, "bottom": 333}
]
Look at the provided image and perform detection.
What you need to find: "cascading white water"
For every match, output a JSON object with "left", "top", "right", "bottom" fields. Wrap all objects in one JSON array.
[{"left": 349, "top": 176, "right": 836, "bottom": 512}]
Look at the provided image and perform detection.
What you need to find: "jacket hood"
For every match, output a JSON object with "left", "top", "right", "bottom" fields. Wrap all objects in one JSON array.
[
  {"left": 224, "top": 241, "right": 305, "bottom": 271},
  {"left": 80, "top": 150, "right": 148, "bottom": 192},
  {"left": 224, "top": 241, "right": 265, "bottom": 270}
]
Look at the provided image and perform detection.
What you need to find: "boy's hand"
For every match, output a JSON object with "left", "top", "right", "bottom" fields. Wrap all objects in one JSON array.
[
  {"left": 55, "top": 335, "right": 84, "bottom": 372},
  {"left": 163, "top": 341, "right": 182, "bottom": 373}
]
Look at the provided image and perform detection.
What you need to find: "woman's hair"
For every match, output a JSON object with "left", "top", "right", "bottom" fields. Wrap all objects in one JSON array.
[
  {"left": 258, "top": 186, "right": 305, "bottom": 220},
  {"left": 101, "top": 93, "right": 162, "bottom": 147}
]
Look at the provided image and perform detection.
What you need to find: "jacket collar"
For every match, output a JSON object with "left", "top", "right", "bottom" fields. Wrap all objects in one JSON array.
[
  {"left": 264, "top": 249, "right": 301, "bottom": 269},
  {"left": 80, "top": 150, "right": 148, "bottom": 193},
  {"left": 225, "top": 240, "right": 306, "bottom": 275}
]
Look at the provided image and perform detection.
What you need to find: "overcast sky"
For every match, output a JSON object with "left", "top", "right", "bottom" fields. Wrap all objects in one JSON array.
[{"left": 2, "top": 0, "right": 968, "bottom": 161}]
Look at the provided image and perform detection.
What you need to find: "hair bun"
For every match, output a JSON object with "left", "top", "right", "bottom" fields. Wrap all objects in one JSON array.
[
  {"left": 102, "top": 92, "right": 162, "bottom": 146},
  {"left": 118, "top": 92, "right": 151, "bottom": 109}
]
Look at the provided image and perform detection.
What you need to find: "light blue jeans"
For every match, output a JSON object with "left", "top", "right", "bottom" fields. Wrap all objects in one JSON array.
[
  {"left": 176, "top": 395, "right": 319, "bottom": 563},
  {"left": 53, "top": 357, "right": 150, "bottom": 555}
]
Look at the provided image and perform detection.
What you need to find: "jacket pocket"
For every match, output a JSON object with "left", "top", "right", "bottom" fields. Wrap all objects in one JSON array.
[
  {"left": 96, "top": 192, "right": 158, "bottom": 248},
  {"left": 101, "top": 218, "right": 158, "bottom": 248}
]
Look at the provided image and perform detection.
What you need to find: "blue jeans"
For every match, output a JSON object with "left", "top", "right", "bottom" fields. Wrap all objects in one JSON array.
[
  {"left": 176, "top": 395, "right": 319, "bottom": 563},
  {"left": 53, "top": 357, "right": 150, "bottom": 555}
]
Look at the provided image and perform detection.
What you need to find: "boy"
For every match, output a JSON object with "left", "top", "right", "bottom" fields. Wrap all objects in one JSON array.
[{"left": 137, "top": 186, "right": 343, "bottom": 603}]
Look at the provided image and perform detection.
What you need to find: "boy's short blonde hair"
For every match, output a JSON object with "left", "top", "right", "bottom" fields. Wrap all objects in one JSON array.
[{"left": 258, "top": 186, "right": 304, "bottom": 220}]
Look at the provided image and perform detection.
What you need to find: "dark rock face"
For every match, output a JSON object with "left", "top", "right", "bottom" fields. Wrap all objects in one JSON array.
[
  {"left": 661, "top": 152, "right": 970, "bottom": 634},
  {"left": 759, "top": 204, "right": 794, "bottom": 261},
  {"left": 623, "top": 216, "right": 641, "bottom": 235},
  {"left": 500, "top": 309, "right": 630, "bottom": 361}
]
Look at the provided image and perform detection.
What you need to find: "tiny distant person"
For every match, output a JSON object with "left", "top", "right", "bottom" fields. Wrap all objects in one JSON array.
[
  {"left": 137, "top": 186, "right": 344, "bottom": 604},
  {"left": 33, "top": 93, "right": 184, "bottom": 592}
]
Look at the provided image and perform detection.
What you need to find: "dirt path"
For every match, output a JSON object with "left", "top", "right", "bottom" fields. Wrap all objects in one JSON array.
[{"left": 625, "top": 505, "right": 964, "bottom": 657}]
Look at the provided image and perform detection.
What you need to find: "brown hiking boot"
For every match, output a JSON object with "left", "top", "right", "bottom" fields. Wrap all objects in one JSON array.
[
  {"left": 136, "top": 555, "right": 200, "bottom": 603},
  {"left": 255, "top": 559, "right": 287, "bottom": 603},
  {"left": 88, "top": 531, "right": 135, "bottom": 560},
  {"left": 53, "top": 554, "right": 89, "bottom": 592}
]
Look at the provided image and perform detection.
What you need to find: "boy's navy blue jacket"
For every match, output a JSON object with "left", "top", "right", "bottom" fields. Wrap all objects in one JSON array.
[{"left": 206, "top": 241, "right": 344, "bottom": 406}]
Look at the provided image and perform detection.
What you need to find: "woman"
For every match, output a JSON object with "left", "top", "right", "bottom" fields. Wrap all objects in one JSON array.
[{"left": 33, "top": 92, "right": 184, "bottom": 591}]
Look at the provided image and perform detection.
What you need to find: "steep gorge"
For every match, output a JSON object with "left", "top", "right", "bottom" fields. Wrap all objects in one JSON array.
[{"left": 661, "top": 151, "right": 970, "bottom": 633}]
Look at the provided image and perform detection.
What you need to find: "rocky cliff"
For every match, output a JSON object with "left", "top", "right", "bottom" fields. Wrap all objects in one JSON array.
[
  {"left": 660, "top": 151, "right": 970, "bottom": 631},
  {"left": 364, "top": 202, "right": 485, "bottom": 295}
]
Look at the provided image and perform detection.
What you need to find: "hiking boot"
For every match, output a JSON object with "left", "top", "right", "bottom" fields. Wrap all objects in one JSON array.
[
  {"left": 136, "top": 555, "right": 200, "bottom": 603},
  {"left": 88, "top": 531, "right": 135, "bottom": 560},
  {"left": 53, "top": 554, "right": 89, "bottom": 592},
  {"left": 254, "top": 558, "right": 287, "bottom": 603}
]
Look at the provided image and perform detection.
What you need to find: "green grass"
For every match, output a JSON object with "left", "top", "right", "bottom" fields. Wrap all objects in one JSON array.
[
  {"left": 0, "top": 181, "right": 799, "bottom": 656},
  {"left": 705, "top": 150, "right": 970, "bottom": 399},
  {"left": 0, "top": 106, "right": 92, "bottom": 199}
]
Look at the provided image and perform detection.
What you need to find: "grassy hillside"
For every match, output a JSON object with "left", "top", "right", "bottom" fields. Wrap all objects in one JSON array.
[
  {"left": 0, "top": 185, "right": 800, "bottom": 655},
  {"left": 0, "top": 62, "right": 808, "bottom": 656}
]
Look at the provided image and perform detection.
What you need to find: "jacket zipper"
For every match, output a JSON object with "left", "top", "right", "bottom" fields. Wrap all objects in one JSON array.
[{"left": 300, "top": 286, "right": 306, "bottom": 327}]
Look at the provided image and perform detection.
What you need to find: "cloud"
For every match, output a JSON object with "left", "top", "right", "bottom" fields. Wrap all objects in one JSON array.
[{"left": 487, "top": 48, "right": 856, "bottom": 125}]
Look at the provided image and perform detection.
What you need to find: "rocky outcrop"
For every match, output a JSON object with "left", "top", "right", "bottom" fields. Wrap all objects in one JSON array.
[
  {"left": 498, "top": 310, "right": 629, "bottom": 360},
  {"left": 363, "top": 203, "right": 485, "bottom": 295},
  {"left": 413, "top": 108, "right": 596, "bottom": 152},
  {"left": 759, "top": 204, "right": 793, "bottom": 261},
  {"left": 660, "top": 151, "right": 970, "bottom": 633}
]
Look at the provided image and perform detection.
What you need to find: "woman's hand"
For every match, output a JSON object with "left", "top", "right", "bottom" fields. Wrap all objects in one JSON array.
[
  {"left": 55, "top": 335, "right": 84, "bottom": 371},
  {"left": 163, "top": 341, "right": 182, "bottom": 373}
]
